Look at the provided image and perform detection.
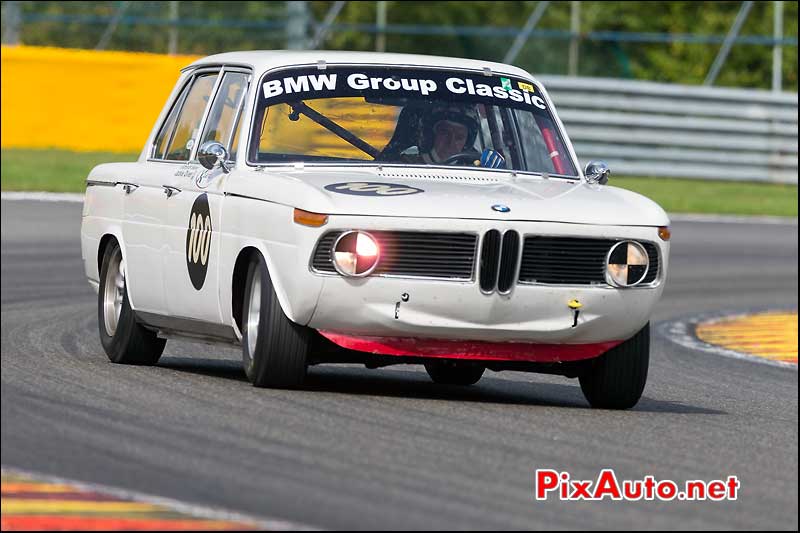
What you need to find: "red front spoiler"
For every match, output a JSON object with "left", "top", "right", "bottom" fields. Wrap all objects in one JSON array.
[{"left": 319, "top": 331, "right": 622, "bottom": 363}]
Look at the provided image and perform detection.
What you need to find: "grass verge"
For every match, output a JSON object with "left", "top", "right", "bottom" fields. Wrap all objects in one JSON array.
[
  {"left": 613, "top": 176, "right": 797, "bottom": 218},
  {"left": 1, "top": 149, "right": 797, "bottom": 217},
  {"left": 1, "top": 149, "right": 139, "bottom": 193}
]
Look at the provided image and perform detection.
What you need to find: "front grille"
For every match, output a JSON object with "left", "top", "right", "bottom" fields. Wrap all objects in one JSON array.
[
  {"left": 313, "top": 232, "right": 660, "bottom": 287},
  {"left": 311, "top": 231, "right": 477, "bottom": 280},
  {"left": 642, "top": 242, "right": 659, "bottom": 284},
  {"left": 519, "top": 237, "right": 660, "bottom": 286},
  {"left": 479, "top": 229, "right": 501, "bottom": 292},
  {"left": 497, "top": 231, "right": 520, "bottom": 294}
]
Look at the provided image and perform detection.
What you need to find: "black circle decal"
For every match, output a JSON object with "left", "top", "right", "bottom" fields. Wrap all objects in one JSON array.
[
  {"left": 186, "top": 194, "right": 212, "bottom": 290},
  {"left": 324, "top": 182, "right": 423, "bottom": 196}
]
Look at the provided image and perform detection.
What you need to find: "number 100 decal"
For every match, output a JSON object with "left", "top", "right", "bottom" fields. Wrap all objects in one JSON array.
[{"left": 186, "top": 194, "right": 213, "bottom": 290}]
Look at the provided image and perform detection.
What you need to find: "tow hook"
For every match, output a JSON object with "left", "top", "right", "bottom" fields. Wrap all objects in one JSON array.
[
  {"left": 568, "top": 299, "right": 582, "bottom": 328},
  {"left": 394, "top": 292, "right": 410, "bottom": 319}
]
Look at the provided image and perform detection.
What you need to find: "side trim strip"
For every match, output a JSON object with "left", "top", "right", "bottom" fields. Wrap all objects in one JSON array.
[
  {"left": 135, "top": 311, "right": 238, "bottom": 344},
  {"left": 223, "top": 192, "right": 281, "bottom": 206}
]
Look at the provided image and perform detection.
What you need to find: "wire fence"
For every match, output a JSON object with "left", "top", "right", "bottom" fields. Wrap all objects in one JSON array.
[{"left": 2, "top": 1, "right": 798, "bottom": 90}]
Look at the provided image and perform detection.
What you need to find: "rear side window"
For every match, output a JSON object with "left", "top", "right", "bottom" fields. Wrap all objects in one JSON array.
[{"left": 163, "top": 73, "right": 219, "bottom": 161}]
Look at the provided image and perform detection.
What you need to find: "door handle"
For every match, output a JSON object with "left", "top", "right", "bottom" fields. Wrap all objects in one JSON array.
[
  {"left": 162, "top": 185, "right": 182, "bottom": 198},
  {"left": 118, "top": 182, "right": 139, "bottom": 194}
]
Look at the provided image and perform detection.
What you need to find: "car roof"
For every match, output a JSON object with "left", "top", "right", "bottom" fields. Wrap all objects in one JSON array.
[{"left": 183, "top": 50, "right": 539, "bottom": 83}]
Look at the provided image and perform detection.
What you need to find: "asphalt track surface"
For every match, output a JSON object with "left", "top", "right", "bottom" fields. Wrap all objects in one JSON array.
[{"left": 1, "top": 199, "right": 797, "bottom": 530}]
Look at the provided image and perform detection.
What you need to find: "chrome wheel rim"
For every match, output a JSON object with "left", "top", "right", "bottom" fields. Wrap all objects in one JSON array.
[
  {"left": 103, "top": 249, "right": 125, "bottom": 337},
  {"left": 246, "top": 272, "right": 261, "bottom": 351}
]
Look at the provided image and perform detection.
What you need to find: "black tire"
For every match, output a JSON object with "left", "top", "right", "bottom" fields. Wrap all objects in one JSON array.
[
  {"left": 241, "top": 253, "right": 310, "bottom": 388},
  {"left": 424, "top": 360, "right": 485, "bottom": 386},
  {"left": 98, "top": 241, "right": 165, "bottom": 365},
  {"left": 579, "top": 323, "right": 650, "bottom": 409}
]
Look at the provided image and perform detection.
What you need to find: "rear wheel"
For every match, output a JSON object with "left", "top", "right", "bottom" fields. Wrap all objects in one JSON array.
[
  {"left": 241, "top": 253, "right": 311, "bottom": 388},
  {"left": 98, "top": 241, "right": 165, "bottom": 365},
  {"left": 424, "top": 360, "right": 485, "bottom": 386},
  {"left": 579, "top": 323, "right": 650, "bottom": 409}
]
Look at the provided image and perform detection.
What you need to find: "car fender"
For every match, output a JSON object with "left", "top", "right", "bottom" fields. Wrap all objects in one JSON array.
[
  {"left": 217, "top": 200, "right": 325, "bottom": 330},
  {"left": 81, "top": 187, "right": 125, "bottom": 290}
]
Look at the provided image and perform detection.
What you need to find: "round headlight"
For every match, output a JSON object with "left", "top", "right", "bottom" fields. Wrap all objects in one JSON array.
[
  {"left": 606, "top": 241, "right": 649, "bottom": 287},
  {"left": 332, "top": 231, "right": 380, "bottom": 277}
]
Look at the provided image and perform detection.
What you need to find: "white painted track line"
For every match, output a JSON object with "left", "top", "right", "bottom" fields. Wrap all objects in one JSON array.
[{"left": 2, "top": 191, "right": 85, "bottom": 203}]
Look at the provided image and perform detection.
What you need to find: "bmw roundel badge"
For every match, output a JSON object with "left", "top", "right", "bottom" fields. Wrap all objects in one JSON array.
[{"left": 492, "top": 204, "right": 511, "bottom": 213}]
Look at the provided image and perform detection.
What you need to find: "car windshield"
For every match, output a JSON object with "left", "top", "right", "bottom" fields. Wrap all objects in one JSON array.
[{"left": 249, "top": 66, "right": 578, "bottom": 177}]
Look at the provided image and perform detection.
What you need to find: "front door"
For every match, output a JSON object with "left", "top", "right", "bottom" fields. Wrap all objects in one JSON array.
[
  {"left": 162, "top": 165, "right": 227, "bottom": 324},
  {"left": 162, "top": 69, "right": 250, "bottom": 325}
]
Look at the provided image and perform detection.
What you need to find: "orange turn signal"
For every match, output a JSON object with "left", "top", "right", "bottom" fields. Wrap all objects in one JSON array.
[
  {"left": 293, "top": 208, "right": 328, "bottom": 227},
  {"left": 658, "top": 226, "right": 671, "bottom": 241}
]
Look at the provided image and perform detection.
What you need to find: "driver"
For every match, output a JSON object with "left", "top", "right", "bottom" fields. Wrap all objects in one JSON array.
[{"left": 400, "top": 106, "right": 480, "bottom": 165}]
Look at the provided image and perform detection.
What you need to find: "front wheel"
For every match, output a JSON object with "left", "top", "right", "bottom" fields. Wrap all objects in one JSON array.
[
  {"left": 98, "top": 241, "right": 165, "bottom": 365},
  {"left": 424, "top": 360, "right": 485, "bottom": 386},
  {"left": 241, "top": 253, "right": 311, "bottom": 388},
  {"left": 579, "top": 323, "right": 650, "bottom": 409}
]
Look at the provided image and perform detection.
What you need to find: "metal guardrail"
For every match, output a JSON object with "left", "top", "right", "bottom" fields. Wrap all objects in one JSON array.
[{"left": 539, "top": 76, "right": 799, "bottom": 183}]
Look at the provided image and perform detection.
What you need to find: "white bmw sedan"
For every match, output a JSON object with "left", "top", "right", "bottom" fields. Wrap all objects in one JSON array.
[{"left": 81, "top": 51, "right": 670, "bottom": 409}]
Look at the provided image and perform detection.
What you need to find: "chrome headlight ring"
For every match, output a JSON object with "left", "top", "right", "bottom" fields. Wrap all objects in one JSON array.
[
  {"left": 605, "top": 240, "right": 650, "bottom": 288},
  {"left": 331, "top": 230, "right": 381, "bottom": 277}
]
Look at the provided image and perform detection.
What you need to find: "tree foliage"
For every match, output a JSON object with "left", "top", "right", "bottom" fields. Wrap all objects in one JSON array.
[{"left": 5, "top": 0, "right": 797, "bottom": 90}]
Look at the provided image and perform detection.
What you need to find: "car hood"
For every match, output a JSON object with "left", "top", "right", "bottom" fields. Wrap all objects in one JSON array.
[{"left": 232, "top": 166, "right": 670, "bottom": 227}]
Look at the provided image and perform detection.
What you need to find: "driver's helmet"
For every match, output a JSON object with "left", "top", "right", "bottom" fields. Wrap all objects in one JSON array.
[{"left": 419, "top": 105, "right": 480, "bottom": 153}]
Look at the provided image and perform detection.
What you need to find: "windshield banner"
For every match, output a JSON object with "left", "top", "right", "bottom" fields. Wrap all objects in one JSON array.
[{"left": 260, "top": 67, "right": 548, "bottom": 112}]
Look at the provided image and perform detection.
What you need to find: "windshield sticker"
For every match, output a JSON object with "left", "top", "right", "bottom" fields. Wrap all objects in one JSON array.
[
  {"left": 324, "top": 182, "right": 424, "bottom": 196},
  {"left": 260, "top": 68, "right": 547, "bottom": 111}
]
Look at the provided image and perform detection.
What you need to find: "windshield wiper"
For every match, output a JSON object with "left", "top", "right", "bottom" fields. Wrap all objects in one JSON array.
[{"left": 288, "top": 101, "right": 381, "bottom": 159}]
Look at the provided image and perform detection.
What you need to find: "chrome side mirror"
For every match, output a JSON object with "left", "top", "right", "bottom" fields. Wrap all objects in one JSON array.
[
  {"left": 584, "top": 160, "right": 610, "bottom": 185},
  {"left": 198, "top": 141, "right": 231, "bottom": 173}
]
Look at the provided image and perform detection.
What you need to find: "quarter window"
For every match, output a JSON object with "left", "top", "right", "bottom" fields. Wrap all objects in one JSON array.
[
  {"left": 229, "top": 107, "right": 244, "bottom": 161},
  {"left": 163, "top": 73, "right": 219, "bottom": 161},
  {"left": 199, "top": 72, "right": 249, "bottom": 160}
]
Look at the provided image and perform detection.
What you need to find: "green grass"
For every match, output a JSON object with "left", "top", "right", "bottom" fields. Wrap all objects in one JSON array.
[
  {"left": 1, "top": 149, "right": 139, "bottom": 193},
  {"left": 613, "top": 176, "right": 798, "bottom": 217},
  {"left": 1, "top": 149, "right": 797, "bottom": 217}
]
